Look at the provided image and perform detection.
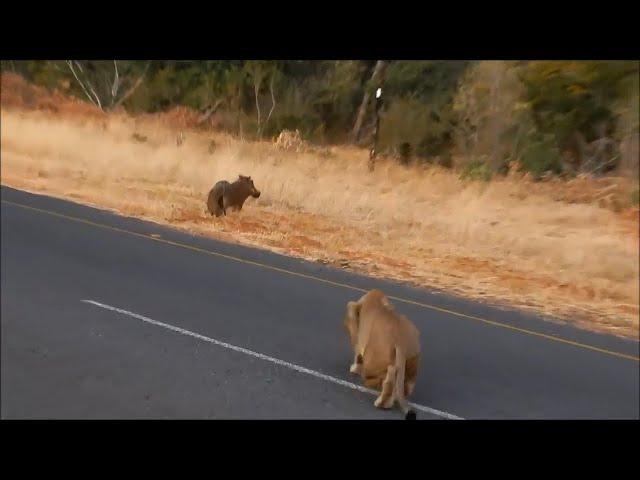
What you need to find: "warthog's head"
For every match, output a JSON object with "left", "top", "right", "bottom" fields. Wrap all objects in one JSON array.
[{"left": 239, "top": 175, "right": 261, "bottom": 198}]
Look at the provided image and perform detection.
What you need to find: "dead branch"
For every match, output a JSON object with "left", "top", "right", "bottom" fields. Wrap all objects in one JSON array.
[
  {"left": 112, "top": 62, "right": 151, "bottom": 109},
  {"left": 197, "top": 99, "right": 224, "bottom": 125}
]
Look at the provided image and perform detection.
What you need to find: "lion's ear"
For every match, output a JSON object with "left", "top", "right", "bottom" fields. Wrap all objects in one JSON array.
[
  {"left": 381, "top": 296, "right": 394, "bottom": 311},
  {"left": 346, "top": 301, "right": 361, "bottom": 324}
]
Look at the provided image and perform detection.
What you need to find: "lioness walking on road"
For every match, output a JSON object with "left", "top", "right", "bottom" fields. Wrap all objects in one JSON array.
[
  {"left": 343, "top": 289, "right": 421, "bottom": 420},
  {"left": 206, "top": 175, "right": 261, "bottom": 217}
]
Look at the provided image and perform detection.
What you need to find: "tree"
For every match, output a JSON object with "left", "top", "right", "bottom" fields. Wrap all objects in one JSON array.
[
  {"left": 244, "top": 61, "right": 280, "bottom": 139},
  {"left": 519, "top": 60, "right": 638, "bottom": 173},
  {"left": 66, "top": 60, "right": 150, "bottom": 111},
  {"left": 351, "top": 60, "right": 388, "bottom": 143},
  {"left": 223, "top": 64, "right": 248, "bottom": 138},
  {"left": 453, "top": 61, "right": 534, "bottom": 170}
]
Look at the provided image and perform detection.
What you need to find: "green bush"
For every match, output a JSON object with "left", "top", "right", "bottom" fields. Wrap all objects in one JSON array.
[
  {"left": 460, "top": 160, "right": 493, "bottom": 182},
  {"left": 518, "top": 135, "right": 563, "bottom": 178},
  {"left": 399, "top": 142, "right": 412, "bottom": 165},
  {"left": 437, "top": 154, "right": 453, "bottom": 169}
]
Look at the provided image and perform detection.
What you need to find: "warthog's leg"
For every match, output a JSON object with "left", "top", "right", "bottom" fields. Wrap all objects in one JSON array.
[
  {"left": 374, "top": 365, "right": 397, "bottom": 409},
  {"left": 214, "top": 203, "right": 223, "bottom": 217},
  {"left": 215, "top": 194, "right": 226, "bottom": 217}
]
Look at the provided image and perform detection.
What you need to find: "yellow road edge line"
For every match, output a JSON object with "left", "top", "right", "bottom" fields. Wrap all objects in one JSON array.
[{"left": 3, "top": 198, "right": 639, "bottom": 362}]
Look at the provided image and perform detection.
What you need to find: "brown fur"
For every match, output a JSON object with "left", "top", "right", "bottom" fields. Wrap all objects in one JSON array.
[
  {"left": 206, "top": 175, "right": 261, "bottom": 217},
  {"left": 343, "top": 289, "right": 421, "bottom": 419}
]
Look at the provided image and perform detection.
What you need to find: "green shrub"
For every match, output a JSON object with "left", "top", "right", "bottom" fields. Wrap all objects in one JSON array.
[
  {"left": 399, "top": 142, "right": 412, "bottom": 165},
  {"left": 9, "top": 59, "right": 637, "bottom": 183},
  {"left": 518, "top": 136, "right": 563, "bottom": 178},
  {"left": 437, "top": 154, "right": 453, "bottom": 169},
  {"left": 460, "top": 160, "right": 493, "bottom": 182}
]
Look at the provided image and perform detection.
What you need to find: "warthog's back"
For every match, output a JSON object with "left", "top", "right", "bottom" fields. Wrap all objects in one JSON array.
[
  {"left": 206, "top": 176, "right": 260, "bottom": 216},
  {"left": 207, "top": 180, "right": 230, "bottom": 215},
  {"left": 210, "top": 180, "right": 230, "bottom": 196}
]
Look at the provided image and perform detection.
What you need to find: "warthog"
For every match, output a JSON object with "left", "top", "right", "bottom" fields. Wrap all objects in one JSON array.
[{"left": 206, "top": 175, "right": 261, "bottom": 217}]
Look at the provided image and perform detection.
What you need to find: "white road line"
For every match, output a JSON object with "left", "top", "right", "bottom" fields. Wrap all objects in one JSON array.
[{"left": 82, "top": 299, "right": 463, "bottom": 420}]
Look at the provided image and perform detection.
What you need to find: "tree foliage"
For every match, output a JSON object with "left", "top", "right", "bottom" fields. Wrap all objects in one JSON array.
[{"left": 3, "top": 60, "right": 637, "bottom": 177}]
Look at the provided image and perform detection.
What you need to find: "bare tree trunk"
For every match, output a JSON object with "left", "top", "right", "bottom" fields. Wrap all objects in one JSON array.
[
  {"left": 254, "top": 75, "right": 263, "bottom": 136},
  {"left": 112, "top": 62, "right": 150, "bottom": 110},
  {"left": 110, "top": 60, "right": 120, "bottom": 106},
  {"left": 67, "top": 60, "right": 149, "bottom": 112},
  {"left": 74, "top": 61, "right": 103, "bottom": 110},
  {"left": 351, "top": 60, "right": 388, "bottom": 143},
  {"left": 264, "top": 73, "right": 276, "bottom": 133},
  {"left": 67, "top": 60, "right": 103, "bottom": 110},
  {"left": 238, "top": 85, "right": 243, "bottom": 140},
  {"left": 489, "top": 62, "right": 503, "bottom": 169},
  {"left": 197, "top": 99, "right": 224, "bottom": 125}
]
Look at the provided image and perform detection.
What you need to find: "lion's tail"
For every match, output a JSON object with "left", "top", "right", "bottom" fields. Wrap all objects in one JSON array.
[{"left": 394, "top": 345, "right": 417, "bottom": 420}]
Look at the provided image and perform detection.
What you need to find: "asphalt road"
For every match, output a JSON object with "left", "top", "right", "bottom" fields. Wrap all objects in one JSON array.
[{"left": 1, "top": 186, "right": 638, "bottom": 419}]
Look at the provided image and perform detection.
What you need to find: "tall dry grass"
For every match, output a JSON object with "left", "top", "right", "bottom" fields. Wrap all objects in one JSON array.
[{"left": 1, "top": 107, "right": 638, "bottom": 338}]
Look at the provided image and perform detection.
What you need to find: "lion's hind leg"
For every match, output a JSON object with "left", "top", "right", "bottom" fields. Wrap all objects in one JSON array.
[
  {"left": 350, "top": 353, "right": 363, "bottom": 375},
  {"left": 404, "top": 355, "right": 419, "bottom": 397},
  {"left": 364, "top": 376, "right": 382, "bottom": 390},
  {"left": 373, "top": 365, "right": 396, "bottom": 409}
]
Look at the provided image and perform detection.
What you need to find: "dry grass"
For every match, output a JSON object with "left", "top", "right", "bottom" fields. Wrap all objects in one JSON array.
[{"left": 1, "top": 74, "right": 638, "bottom": 339}]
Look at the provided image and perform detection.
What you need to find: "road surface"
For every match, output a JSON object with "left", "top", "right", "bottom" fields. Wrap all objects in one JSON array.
[{"left": 1, "top": 186, "right": 638, "bottom": 419}]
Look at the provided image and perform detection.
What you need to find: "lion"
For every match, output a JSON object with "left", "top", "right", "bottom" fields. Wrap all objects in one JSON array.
[
  {"left": 206, "top": 175, "right": 261, "bottom": 217},
  {"left": 343, "top": 289, "right": 421, "bottom": 420}
]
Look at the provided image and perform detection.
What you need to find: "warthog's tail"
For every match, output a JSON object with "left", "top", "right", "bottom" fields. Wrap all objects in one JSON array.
[{"left": 394, "top": 345, "right": 416, "bottom": 420}]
